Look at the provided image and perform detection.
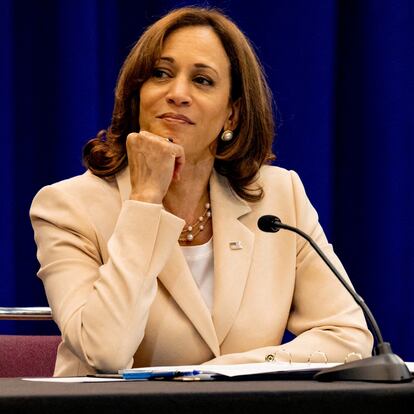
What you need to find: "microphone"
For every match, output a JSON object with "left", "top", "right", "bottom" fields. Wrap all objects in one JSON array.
[{"left": 258, "top": 214, "right": 412, "bottom": 382}]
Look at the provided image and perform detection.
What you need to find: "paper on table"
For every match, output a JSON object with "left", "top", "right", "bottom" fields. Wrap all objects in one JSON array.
[
  {"left": 204, "top": 362, "right": 342, "bottom": 376},
  {"left": 120, "top": 362, "right": 342, "bottom": 379},
  {"left": 22, "top": 377, "right": 125, "bottom": 383},
  {"left": 121, "top": 360, "right": 414, "bottom": 379},
  {"left": 21, "top": 362, "right": 414, "bottom": 382}
]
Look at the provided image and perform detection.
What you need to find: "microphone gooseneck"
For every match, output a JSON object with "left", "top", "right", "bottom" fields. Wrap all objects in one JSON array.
[{"left": 258, "top": 214, "right": 412, "bottom": 382}]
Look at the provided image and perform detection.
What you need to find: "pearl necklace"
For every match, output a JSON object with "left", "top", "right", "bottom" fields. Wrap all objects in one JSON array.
[{"left": 179, "top": 202, "right": 212, "bottom": 243}]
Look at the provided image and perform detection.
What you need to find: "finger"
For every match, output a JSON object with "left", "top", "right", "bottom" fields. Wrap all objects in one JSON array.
[
  {"left": 138, "top": 130, "right": 171, "bottom": 144},
  {"left": 138, "top": 130, "right": 185, "bottom": 176},
  {"left": 130, "top": 130, "right": 185, "bottom": 182}
]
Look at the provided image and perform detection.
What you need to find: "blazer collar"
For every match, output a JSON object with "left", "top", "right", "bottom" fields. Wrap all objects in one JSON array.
[{"left": 115, "top": 168, "right": 254, "bottom": 354}]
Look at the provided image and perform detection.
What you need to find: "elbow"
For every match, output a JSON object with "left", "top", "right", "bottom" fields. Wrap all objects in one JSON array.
[
  {"left": 335, "top": 325, "right": 374, "bottom": 360},
  {"left": 62, "top": 311, "right": 142, "bottom": 373},
  {"left": 83, "top": 339, "right": 136, "bottom": 373},
  {"left": 63, "top": 330, "right": 137, "bottom": 373},
  {"left": 357, "top": 327, "right": 374, "bottom": 358},
  {"left": 89, "top": 352, "right": 133, "bottom": 374},
  {"left": 83, "top": 332, "right": 141, "bottom": 373}
]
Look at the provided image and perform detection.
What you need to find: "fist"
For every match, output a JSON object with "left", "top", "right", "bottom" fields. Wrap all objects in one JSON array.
[{"left": 126, "top": 131, "right": 185, "bottom": 204}]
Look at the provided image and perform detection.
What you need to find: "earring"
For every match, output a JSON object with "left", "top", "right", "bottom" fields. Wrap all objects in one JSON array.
[{"left": 221, "top": 130, "right": 234, "bottom": 142}]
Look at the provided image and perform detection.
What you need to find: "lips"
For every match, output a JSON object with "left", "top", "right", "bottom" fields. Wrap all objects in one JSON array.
[{"left": 157, "top": 113, "right": 195, "bottom": 125}]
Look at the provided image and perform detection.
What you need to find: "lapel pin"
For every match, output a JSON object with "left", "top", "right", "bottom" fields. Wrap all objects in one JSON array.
[{"left": 229, "top": 241, "right": 243, "bottom": 250}]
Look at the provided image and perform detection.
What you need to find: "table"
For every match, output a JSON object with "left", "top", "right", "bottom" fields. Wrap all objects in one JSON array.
[{"left": 0, "top": 378, "right": 413, "bottom": 414}]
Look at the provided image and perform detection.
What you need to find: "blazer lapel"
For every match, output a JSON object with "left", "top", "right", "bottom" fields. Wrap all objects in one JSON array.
[
  {"left": 115, "top": 167, "right": 220, "bottom": 357},
  {"left": 158, "top": 248, "right": 220, "bottom": 357},
  {"left": 210, "top": 171, "right": 254, "bottom": 344}
]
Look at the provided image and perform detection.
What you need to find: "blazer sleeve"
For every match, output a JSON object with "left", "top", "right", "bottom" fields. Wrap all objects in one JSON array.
[
  {"left": 204, "top": 170, "right": 373, "bottom": 365},
  {"left": 30, "top": 184, "right": 184, "bottom": 373}
]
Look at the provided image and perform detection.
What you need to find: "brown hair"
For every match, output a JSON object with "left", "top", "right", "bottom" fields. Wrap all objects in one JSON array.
[{"left": 83, "top": 6, "right": 275, "bottom": 201}]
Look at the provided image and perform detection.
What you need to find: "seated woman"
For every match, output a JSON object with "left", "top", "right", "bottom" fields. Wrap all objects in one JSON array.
[{"left": 30, "top": 6, "right": 372, "bottom": 376}]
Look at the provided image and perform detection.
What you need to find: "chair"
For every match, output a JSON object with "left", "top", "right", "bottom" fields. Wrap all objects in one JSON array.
[{"left": 0, "top": 307, "right": 61, "bottom": 377}]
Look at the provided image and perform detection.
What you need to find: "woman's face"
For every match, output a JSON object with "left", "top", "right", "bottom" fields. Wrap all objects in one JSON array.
[{"left": 139, "top": 26, "right": 238, "bottom": 163}]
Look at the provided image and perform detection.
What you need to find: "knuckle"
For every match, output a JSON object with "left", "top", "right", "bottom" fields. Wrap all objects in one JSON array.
[
  {"left": 126, "top": 133, "right": 140, "bottom": 147},
  {"left": 126, "top": 132, "right": 139, "bottom": 140}
]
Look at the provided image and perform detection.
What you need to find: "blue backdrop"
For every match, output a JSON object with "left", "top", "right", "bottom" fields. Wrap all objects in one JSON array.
[{"left": 1, "top": 0, "right": 413, "bottom": 361}]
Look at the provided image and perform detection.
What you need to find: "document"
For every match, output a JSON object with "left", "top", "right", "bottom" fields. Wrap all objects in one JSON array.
[
  {"left": 121, "top": 361, "right": 414, "bottom": 380},
  {"left": 22, "top": 362, "right": 414, "bottom": 382},
  {"left": 120, "top": 362, "right": 342, "bottom": 380},
  {"left": 22, "top": 376, "right": 125, "bottom": 383}
]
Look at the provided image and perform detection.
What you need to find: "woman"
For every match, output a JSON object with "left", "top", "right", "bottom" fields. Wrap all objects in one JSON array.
[{"left": 30, "top": 7, "right": 372, "bottom": 376}]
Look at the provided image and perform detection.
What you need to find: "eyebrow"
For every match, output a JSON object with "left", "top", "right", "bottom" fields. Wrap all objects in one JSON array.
[{"left": 159, "top": 56, "right": 219, "bottom": 76}]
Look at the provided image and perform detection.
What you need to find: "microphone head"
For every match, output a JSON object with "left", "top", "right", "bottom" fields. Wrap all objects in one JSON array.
[{"left": 257, "top": 215, "right": 282, "bottom": 233}]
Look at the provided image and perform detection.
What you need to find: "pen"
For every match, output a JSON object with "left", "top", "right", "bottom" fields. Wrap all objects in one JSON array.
[
  {"left": 87, "top": 373, "right": 123, "bottom": 379},
  {"left": 122, "top": 370, "right": 202, "bottom": 380}
]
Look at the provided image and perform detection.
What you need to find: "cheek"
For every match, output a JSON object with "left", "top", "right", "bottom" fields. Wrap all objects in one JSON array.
[
  {"left": 202, "top": 91, "right": 230, "bottom": 117},
  {"left": 138, "top": 88, "right": 155, "bottom": 125},
  {"left": 139, "top": 83, "right": 157, "bottom": 108},
  {"left": 138, "top": 104, "right": 146, "bottom": 127},
  {"left": 206, "top": 103, "right": 231, "bottom": 129},
  {"left": 139, "top": 88, "right": 148, "bottom": 109}
]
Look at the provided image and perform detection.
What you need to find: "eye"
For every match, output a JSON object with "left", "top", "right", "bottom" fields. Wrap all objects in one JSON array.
[
  {"left": 152, "top": 68, "right": 170, "bottom": 79},
  {"left": 193, "top": 76, "right": 214, "bottom": 86}
]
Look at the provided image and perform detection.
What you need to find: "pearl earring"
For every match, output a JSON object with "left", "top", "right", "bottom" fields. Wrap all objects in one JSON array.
[{"left": 221, "top": 130, "right": 234, "bottom": 142}]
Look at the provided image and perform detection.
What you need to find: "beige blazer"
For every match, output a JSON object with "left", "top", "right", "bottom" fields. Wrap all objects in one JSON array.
[{"left": 30, "top": 166, "right": 372, "bottom": 376}]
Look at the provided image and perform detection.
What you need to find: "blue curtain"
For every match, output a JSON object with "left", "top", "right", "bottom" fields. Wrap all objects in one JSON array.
[{"left": 1, "top": 0, "right": 413, "bottom": 360}]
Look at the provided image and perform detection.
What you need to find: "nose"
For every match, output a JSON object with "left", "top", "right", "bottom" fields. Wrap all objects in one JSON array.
[{"left": 165, "top": 76, "right": 192, "bottom": 106}]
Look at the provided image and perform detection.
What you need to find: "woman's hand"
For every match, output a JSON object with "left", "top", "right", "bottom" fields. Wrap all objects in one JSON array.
[{"left": 126, "top": 131, "right": 185, "bottom": 204}]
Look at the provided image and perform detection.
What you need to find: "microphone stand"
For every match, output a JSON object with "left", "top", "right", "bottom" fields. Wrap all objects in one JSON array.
[{"left": 258, "top": 215, "right": 412, "bottom": 382}]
